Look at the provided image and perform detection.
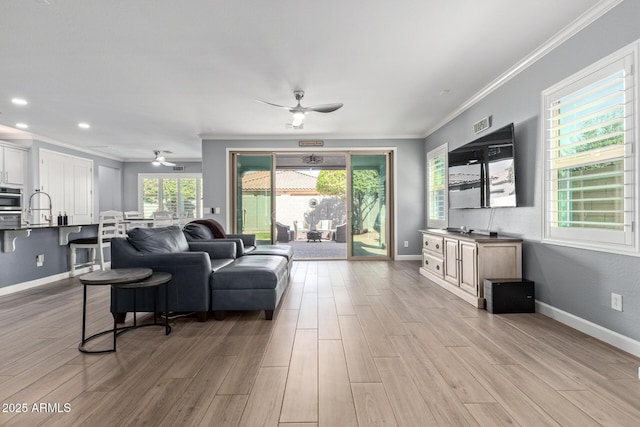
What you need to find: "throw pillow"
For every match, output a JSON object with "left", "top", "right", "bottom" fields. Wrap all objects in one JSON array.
[{"left": 192, "top": 219, "right": 227, "bottom": 238}]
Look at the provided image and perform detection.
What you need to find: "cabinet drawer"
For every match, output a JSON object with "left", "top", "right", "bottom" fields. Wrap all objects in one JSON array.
[
  {"left": 422, "top": 251, "right": 444, "bottom": 278},
  {"left": 422, "top": 234, "right": 444, "bottom": 255}
]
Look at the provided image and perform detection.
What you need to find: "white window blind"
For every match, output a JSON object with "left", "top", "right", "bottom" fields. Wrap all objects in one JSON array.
[
  {"left": 542, "top": 41, "right": 638, "bottom": 254},
  {"left": 427, "top": 143, "right": 448, "bottom": 229},
  {"left": 138, "top": 173, "right": 203, "bottom": 220}
]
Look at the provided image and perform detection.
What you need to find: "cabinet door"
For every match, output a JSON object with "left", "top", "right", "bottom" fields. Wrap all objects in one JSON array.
[
  {"left": 459, "top": 241, "right": 478, "bottom": 295},
  {"left": 39, "top": 149, "right": 93, "bottom": 224},
  {"left": 4, "top": 147, "right": 25, "bottom": 185},
  {"left": 40, "top": 150, "right": 65, "bottom": 220},
  {"left": 70, "top": 158, "right": 93, "bottom": 224},
  {"left": 444, "top": 238, "right": 459, "bottom": 285}
]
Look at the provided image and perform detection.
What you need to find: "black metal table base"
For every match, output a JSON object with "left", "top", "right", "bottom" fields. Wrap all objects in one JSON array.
[{"left": 79, "top": 278, "right": 171, "bottom": 354}]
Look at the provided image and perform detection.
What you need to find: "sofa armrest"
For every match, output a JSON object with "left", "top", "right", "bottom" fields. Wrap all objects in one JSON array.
[
  {"left": 110, "top": 238, "right": 214, "bottom": 313},
  {"left": 226, "top": 233, "right": 256, "bottom": 247},
  {"left": 188, "top": 241, "right": 237, "bottom": 259}
]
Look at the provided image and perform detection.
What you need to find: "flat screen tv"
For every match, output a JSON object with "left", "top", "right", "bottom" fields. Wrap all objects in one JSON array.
[{"left": 448, "top": 123, "right": 516, "bottom": 208}]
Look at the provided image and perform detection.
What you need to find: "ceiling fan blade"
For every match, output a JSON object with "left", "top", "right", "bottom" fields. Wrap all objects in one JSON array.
[
  {"left": 256, "top": 99, "right": 293, "bottom": 110},
  {"left": 161, "top": 160, "right": 176, "bottom": 166},
  {"left": 305, "top": 103, "right": 343, "bottom": 113}
]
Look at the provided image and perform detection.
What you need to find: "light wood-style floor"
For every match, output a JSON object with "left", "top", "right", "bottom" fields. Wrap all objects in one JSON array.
[{"left": 1, "top": 260, "right": 639, "bottom": 426}]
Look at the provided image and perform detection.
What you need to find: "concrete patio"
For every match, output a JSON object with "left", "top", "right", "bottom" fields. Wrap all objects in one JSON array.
[{"left": 286, "top": 239, "right": 346, "bottom": 259}]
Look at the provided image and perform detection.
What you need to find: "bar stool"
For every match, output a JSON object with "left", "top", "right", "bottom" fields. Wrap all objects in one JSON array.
[{"left": 69, "top": 210, "right": 125, "bottom": 277}]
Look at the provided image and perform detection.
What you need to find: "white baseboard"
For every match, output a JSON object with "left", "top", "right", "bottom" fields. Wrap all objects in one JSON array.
[
  {"left": 395, "top": 254, "right": 422, "bottom": 261},
  {"left": 536, "top": 301, "right": 640, "bottom": 358},
  {"left": 0, "top": 264, "right": 108, "bottom": 297}
]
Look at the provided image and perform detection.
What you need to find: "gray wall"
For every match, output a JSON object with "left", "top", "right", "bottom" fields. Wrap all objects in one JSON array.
[
  {"left": 424, "top": 1, "right": 640, "bottom": 341},
  {"left": 121, "top": 161, "right": 203, "bottom": 212},
  {"left": 201, "top": 138, "right": 424, "bottom": 257}
]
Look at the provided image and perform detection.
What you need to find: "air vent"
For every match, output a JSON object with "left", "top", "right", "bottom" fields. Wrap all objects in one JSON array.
[
  {"left": 473, "top": 116, "right": 492, "bottom": 134},
  {"left": 172, "top": 166, "right": 184, "bottom": 171}
]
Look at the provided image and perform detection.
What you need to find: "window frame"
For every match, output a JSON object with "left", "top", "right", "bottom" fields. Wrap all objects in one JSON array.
[
  {"left": 137, "top": 173, "right": 203, "bottom": 219},
  {"left": 541, "top": 40, "right": 639, "bottom": 256},
  {"left": 427, "top": 143, "right": 448, "bottom": 229}
]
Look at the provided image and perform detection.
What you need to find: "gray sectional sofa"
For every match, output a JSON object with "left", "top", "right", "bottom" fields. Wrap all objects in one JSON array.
[
  {"left": 183, "top": 219, "right": 294, "bottom": 277},
  {"left": 110, "top": 225, "right": 290, "bottom": 321}
]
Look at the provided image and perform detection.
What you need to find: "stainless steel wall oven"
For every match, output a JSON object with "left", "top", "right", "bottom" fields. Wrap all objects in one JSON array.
[{"left": 0, "top": 187, "right": 22, "bottom": 228}]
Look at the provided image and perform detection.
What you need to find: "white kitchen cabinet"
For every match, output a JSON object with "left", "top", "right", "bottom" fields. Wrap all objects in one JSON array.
[
  {"left": 38, "top": 148, "right": 93, "bottom": 224},
  {"left": 0, "top": 144, "right": 26, "bottom": 186},
  {"left": 419, "top": 229, "right": 522, "bottom": 308}
]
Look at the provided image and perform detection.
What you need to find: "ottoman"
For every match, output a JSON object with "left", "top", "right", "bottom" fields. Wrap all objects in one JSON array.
[
  {"left": 246, "top": 244, "right": 294, "bottom": 276},
  {"left": 210, "top": 255, "right": 289, "bottom": 320}
]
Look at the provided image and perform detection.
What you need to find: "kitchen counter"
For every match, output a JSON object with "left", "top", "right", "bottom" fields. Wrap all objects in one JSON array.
[{"left": 1, "top": 223, "right": 97, "bottom": 253}]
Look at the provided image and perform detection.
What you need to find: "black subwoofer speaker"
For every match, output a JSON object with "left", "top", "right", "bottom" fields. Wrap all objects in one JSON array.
[{"left": 484, "top": 278, "right": 535, "bottom": 314}]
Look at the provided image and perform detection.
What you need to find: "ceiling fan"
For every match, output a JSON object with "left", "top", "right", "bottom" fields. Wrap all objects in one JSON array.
[
  {"left": 152, "top": 150, "right": 175, "bottom": 166},
  {"left": 257, "top": 90, "right": 343, "bottom": 129}
]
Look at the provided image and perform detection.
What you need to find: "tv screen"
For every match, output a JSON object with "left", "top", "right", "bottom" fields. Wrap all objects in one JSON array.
[{"left": 448, "top": 123, "right": 516, "bottom": 208}]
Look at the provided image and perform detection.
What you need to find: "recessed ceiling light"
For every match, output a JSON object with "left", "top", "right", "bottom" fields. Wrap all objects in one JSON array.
[
  {"left": 11, "top": 98, "right": 28, "bottom": 106},
  {"left": 16, "top": 123, "right": 29, "bottom": 129},
  {"left": 78, "top": 122, "right": 90, "bottom": 129}
]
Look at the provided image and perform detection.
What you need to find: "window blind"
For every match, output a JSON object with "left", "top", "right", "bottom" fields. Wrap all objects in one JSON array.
[
  {"left": 542, "top": 42, "right": 638, "bottom": 254},
  {"left": 427, "top": 144, "right": 448, "bottom": 229},
  {"left": 546, "top": 69, "right": 632, "bottom": 232}
]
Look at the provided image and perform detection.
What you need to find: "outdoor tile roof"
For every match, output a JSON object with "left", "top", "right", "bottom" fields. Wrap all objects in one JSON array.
[{"left": 242, "top": 170, "right": 318, "bottom": 191}]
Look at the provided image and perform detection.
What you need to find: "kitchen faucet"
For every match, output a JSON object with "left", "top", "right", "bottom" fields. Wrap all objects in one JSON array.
[{"left": 27, "top": 189, "right": 53, "bottom": 225}]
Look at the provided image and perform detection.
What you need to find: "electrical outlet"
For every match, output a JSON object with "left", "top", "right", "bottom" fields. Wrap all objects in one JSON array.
[
  {"left": 403, "top": 240, "right": 409, "bottom": 248},
  {"left": 611, "top": 292, "right": 623, "bottom": 312},
  {"left": 36, "top": 254, "right": 44, "bottom": 267}
]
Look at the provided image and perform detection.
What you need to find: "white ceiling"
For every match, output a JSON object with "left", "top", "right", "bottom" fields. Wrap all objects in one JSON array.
[{"left": 0, "top": 0, "right": 608, "bottom": 162}]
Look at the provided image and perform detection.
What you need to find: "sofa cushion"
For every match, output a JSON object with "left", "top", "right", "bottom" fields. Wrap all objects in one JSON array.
[
  {"left": 127, "top": 226, "right": 190, "bottom": 254},
  {"left": 190, "top": 219, "right": 227, "bottom": 238},
  {"left": 247, "top": 245, "right": 294, "bottom": 262}
]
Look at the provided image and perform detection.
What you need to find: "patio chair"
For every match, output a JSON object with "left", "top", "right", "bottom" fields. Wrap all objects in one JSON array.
[
  {"left": 334, "top": 223, "right": 347, "bottom": 243},
  {"left": 276, "top": 221, "right": 293, "bottom": 242},
  {"left": 294, "top": 219, "right": 309, "bottom": 240},
  {"left": 316, "top": 219, "right": 332, "bottom": 240}
]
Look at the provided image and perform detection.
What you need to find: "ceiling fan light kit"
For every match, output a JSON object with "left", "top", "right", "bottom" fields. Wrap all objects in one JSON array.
[
  {"left": 302, "top": 154, "right": 324, "bottom": 165},
  {"left": 292, "top": 111, "right": 306, "bottom": 127},
  {"left": 258, "top": 90, "right": 343, "bottom": 129}
]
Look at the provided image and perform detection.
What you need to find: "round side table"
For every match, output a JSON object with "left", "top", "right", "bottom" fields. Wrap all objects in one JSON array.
[{"left": 78, "top": 268, "right": 172, "bottom": 354}]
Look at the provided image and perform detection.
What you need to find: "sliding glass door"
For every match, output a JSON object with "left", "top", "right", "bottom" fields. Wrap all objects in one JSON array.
[
  {"left": 232, "top": 154, "right": 274, "bottom": 245},
  {"left": 348, "top": 153, "right": 392, "bottom": 259},
  {"left": 230, "top": 150, "right": 393, "bottom": 259}
]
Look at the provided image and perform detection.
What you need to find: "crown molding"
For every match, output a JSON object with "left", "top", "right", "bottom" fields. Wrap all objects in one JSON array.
[
  {"left": 199, "top": 132, "right": 423, "bottom": 141},
  {"left": 423, "top": 0, "right": 624, "bottom": 138}
]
